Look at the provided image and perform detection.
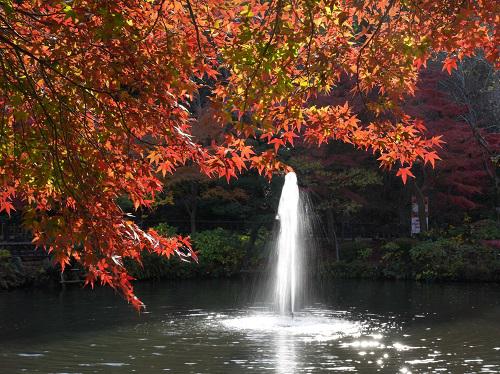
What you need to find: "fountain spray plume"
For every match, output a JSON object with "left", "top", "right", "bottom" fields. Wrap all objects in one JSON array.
[{"left": 274, "top": 172, "right": 304, "bottom": 316}]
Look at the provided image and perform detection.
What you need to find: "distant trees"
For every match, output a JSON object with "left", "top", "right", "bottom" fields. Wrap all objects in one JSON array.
[
  {"left": 406, "top": 65, "right": 500, "bottom": 225},
  {"left": 288, "top": 142, "right": 381, "bottom": 259},
  {"left": 440, "top": 56, "right": 500, "bottom": 219}
]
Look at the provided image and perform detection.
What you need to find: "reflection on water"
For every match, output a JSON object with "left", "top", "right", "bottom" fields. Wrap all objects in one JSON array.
[
  {"left": 221, "top": 309, "right": 365, "bottom": 373},
  {"left": 277, "top": 329, "right": 296, "bottom": 374},
  {"left": 0, "top": 279, "right": 499, "bottom": 373}
]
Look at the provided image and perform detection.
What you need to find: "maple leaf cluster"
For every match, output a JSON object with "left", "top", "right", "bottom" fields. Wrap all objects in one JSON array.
[{"left": 0, "top": 0, "right": 497, "bottom": 308}]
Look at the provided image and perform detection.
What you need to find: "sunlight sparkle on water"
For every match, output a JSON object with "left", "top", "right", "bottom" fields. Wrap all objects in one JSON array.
[{"left": 221, "top": 313, "right": 362, "bottom": 342}]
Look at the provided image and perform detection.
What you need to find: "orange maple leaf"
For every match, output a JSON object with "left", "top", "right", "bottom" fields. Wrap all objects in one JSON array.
[
  {"left": 442, "top": 57, "right": 458, "bottom": 75},
  {"left": 396, "top": 167, "right": 415, "bottom": 184}
]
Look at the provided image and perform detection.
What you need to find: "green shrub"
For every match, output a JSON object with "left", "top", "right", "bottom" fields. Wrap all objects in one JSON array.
[
  {"left": 409, "top": 240, "right": 449, "bottom": 280},
  {"left": 0, "top": 250, "right": 26, "bottom": 288},
  {"left": 471, "top": 219, "right": 500, "bottom": 240},
  {"left": 409, "top": 238, "right": 500, "bottom": 281},
  {"left": 253, "top": 227, "right": 271, "bottom": 253},
  {"left": 126, "top": 227, "right": 247, "bottom": 279},
  {"left": 357, "top": 247, "right": 373, "bottom": 260},
  {"left": 391, "top": 237, "right": 418, "bottom": 251},
  {"left": 422, "top": 219, "right": 500, "bottom": 242},
  {"left": 379, "top": 240, "right": 412, "bottom": 279},
  {"left": 192, "top": 228, "right": 246, "bottom": 277},
  {"left": 125, "top": 223, "right": 194, "bottom": 280},
  {"left": 340, "top": 241, "right": 372, "bottom": 262},
  {"left": 153, "top": 222, "right": 178, "bottom": 237},
  {"left": 245, "top": 227, "right": 272, "bottom": 269},
  {"left": 319, "top": 221, "right": 500, "bottom": 282},
  {"left": 0, "top": 249, "right": 11, "bottom": 262}
]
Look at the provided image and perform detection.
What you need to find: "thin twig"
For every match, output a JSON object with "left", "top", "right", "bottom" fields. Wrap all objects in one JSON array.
[{"left": 186, "top": 0, "right": 203, "bottom": 56}]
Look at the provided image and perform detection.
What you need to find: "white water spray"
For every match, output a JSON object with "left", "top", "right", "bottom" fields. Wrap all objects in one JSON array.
[
  {"left": 221, "top": 172, "right": 368, "bottom": 362},
  {"left": 274, "top": 172, "right": 300, "bottom": 315}
]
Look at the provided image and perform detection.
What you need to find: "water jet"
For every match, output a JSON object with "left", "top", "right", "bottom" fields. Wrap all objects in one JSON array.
[{"left": 274, "top": 172, "right": 301, "bottom": 315}]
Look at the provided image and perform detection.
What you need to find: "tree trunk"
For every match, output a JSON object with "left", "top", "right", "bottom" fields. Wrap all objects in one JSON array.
[
  {"left": 242, "top": 224, "right": 261, "bottom": 268},
  {"left": 187, "top": 182, "right": 198, "bottom": 235},
  {"left": 412, "top": 180, "right": 428, "bottom": 232},
  {"left": 247, "top": 224, "right": 260, "bottom": 253},
  {"left": 326, "top": 208, "right": 340, "bottom": 261},
  {"left": 189, "top": 208, "right": 196, "bottom": 235}
]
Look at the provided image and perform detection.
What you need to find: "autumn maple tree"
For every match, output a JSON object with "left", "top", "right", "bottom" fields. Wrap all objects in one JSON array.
[
  {"left": 405, "top": 65, "right": 500, "bottom": 224},
  {"left": 0, "top": 0, "right": 497, "bottom": 308}
]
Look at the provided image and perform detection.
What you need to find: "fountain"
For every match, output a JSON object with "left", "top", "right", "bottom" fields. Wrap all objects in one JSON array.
[
  {"left": 221, "top": 171, "right": 370, "bottom": 370},
  {"left": 274, "top": 172, "right": 301, "bottom": 315}
]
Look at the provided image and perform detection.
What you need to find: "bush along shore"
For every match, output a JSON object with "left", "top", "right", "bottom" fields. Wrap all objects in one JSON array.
[
  {"left": 1, "top": 220, "right": 499, "bottom": 288},
  {"left": 125, "top": 224, "right": 269, "bottom": 280},
  {"left": 125, "top": 219, "right": 500, "bottom": 283},
  {"left": 0, "top": 249, "right": 59, "bottom": 289},
  {"left": 320, "top": 219, "right": 500, "bottom": 282}
]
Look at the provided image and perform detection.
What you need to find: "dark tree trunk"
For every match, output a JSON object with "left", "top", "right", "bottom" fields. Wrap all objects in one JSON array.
[
  {"left": 326, "top": 208, "right": 340, "bottom": 261},
  {"left": 247, "top": 224, "right": 260, "bottom": 253},
  {"left": 412, "top": 180, "right": 428, "bottom": 232},
  {"left": 189, "top": 208, "right": 196, "bottom": 235},
  {"left": 242, "top": 224, "right": 261, "bottom": 268},
  {"left": 185, "top": 181, "right": 198, "bottom": 235}
]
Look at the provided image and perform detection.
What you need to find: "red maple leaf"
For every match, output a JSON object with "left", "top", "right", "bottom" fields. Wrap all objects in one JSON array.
[
  {"left": 396, "top": 167, "right": 415, "bottom": 184},
  {"left": 442, "top": 57, "right": 458, "bottom": 75}
]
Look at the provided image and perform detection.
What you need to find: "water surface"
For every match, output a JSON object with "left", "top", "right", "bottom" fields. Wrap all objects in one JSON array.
[{"left": 0, "top": 279, "right": 499, "bottom": 373}]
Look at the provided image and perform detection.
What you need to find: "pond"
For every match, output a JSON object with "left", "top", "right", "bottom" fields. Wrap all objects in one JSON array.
[{"left": 0, "top": 279, "right": 499, "bottom": 373}]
